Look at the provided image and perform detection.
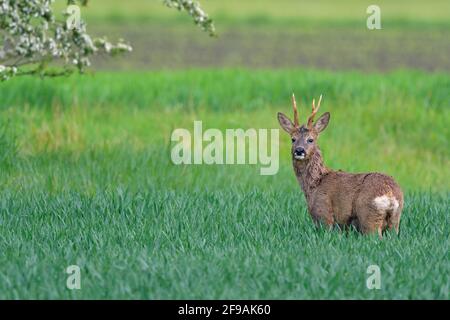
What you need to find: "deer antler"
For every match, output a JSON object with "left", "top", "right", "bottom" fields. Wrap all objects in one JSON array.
[
  {"left": 307, "top": 94, "right": 322, "bottom": 128},
  {"left": 292, "top": 93, "right": 299, "bottom": 128}
]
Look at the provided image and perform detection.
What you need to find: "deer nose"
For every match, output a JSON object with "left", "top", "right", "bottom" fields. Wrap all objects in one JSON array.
[{"left": 294, "top": 147, "right": 305, "bottom": 156}]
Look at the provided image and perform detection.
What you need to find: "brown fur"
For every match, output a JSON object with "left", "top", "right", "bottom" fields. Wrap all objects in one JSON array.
[{"left": 278, "top": 101, "right": 404, "bottom": 237}]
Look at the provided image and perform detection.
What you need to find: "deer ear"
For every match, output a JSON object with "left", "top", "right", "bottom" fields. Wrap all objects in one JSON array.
[
  {"left": 314, "top": 112, "right": 330, "bottom": 133},
  {"left": 277, "top": 112, "right": 295, "bottom": 133}
]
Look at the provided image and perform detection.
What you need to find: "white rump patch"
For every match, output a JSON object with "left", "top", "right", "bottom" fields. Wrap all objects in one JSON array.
[{"left": 373, "top": 195, "right": 399, "bottom": 211}]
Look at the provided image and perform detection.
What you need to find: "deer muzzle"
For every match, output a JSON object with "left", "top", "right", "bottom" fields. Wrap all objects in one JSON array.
[{"left": 294, "top": 147, "right": 306, "bottom": 160}]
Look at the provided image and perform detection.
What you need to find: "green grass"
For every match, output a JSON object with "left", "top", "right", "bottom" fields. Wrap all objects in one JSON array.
[
  {"left": 0, "top": 69, "right": 448, "bottom": 299},
  {"left": 1, "top": 70, "right": 448, "bottom": 191},
  {"left": 0, "top": 189, "right": 447, "bottom": 299}
]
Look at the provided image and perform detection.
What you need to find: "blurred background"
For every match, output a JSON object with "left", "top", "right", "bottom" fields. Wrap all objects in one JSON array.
[{"left": 55, "top": 0, "right": 450, "bottom": 71}]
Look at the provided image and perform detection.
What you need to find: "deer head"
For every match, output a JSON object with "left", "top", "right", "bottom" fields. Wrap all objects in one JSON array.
[{"left": 277, "top": 94, "right": 330, "bottom": 161}]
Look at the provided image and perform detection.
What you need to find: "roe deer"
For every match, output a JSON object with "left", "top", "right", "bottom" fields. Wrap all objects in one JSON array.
[{"left": 277, "top": 94, "right": 403, "bottom": 237}]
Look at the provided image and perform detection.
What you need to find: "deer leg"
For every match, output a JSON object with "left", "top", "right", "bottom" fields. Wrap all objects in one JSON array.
[
  {"left": 377, "top": 227, "right": 383, "bottom": 239},
  {"left": 310, "top": 195, "right": 334, "bottom": 229},
  {"left": 312, "top": 215, "right": 334, "bottom": 230},
  {"left": 355, "top": 204, "right": 385, "bottom": 236},
  {"left": 390, "top": 206, "right": 403, "bottom": 236},
  {"left": 359, "top": 219, "right": 383, "bottom": 236}
]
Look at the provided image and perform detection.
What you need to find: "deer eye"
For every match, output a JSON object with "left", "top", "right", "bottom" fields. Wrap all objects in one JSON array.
[
  {"left": 307, "top": 138, "right": 314, "bottom": 143},
  {"left": 291, "top": 137, "right": 296, "bottom": 143}
]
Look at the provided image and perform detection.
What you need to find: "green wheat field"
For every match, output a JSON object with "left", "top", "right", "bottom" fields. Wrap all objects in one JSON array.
[{"left": 0, "top": 0, "right": 449, "bottom": 299}]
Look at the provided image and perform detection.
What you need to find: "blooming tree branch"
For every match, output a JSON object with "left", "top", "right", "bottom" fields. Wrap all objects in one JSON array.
[
  {"left": 0, "top": 0, "right": 215, "bottom": 81},
  {"left": 163, "top": 0, "right": 215, "bottom": 36}
]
